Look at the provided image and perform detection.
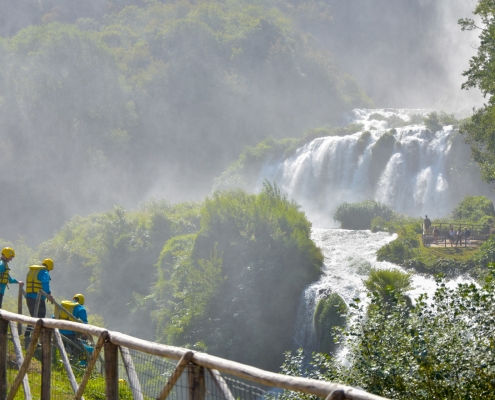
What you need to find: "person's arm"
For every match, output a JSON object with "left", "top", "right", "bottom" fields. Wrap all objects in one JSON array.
[
  {"left": 39, "top": 270, "right": 54, "bottom": 302},
  {"left": 77, "top": 307, "right": 88, "bottom": 324}
]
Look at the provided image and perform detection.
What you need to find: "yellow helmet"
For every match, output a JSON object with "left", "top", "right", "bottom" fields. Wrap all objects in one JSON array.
[
  {"left": 42, "top": 258, "right": 54, "bottom": 271},
  {"left": 1, "top": 247, "right": 15, "bottom": 259},
  {"left": 73, "top": 293, "right": 85, "bottom": 305}
]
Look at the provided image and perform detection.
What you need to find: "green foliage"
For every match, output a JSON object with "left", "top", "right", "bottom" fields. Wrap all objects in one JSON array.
[
  {"left": 363, "top": 268, "right": 412, "bottom": 304},
  {"left": 424, "top": 111, "right": 442, "bottom": 132},
  {"left": 368, "top": 113, "right": 387, "bottom": 121},
  {"left": 474, "top": 235, "right": 495, "bottom": 268},
  {"left": 314, "top": 293, "right": 347, "bottom": 355},
  {"left": 460, "top": 107, "right": 495, "bottom": 183},
  {"left": 0, "top": 0, "right": 372, "bottom": 244},
  {"left": 437, "top": 111, "right": 459, "bottom": 126},
  {"left": 451, "top": 195, "right": 495, "bottom": 222},
  {"left": 424, "top": 111, "right": 459, "bottom": 132},
  {"left": 386, "top": 115, "right": 407, "bottom": 128},
  {"left": 154, "top": 182, "right": 323, "bottom": 371},
  {"left": 376, "top": 225, "right": 420, "bottom": 264},
  {"left": 37, "top": 200, "right": 202, "bottom": 339},
  {"left": 458, "top": 1, "right": 495, "bottom": 183},
  {"left": 84, "top": 377, "right": 134, "bottom": 399},
  {"left": 334, "top": 200, "right": 396, "bottom": 230},
  {"left": 371, "top": 215, "right": 421, "bottom": 234},
  {"left": 409, "top": 113, "right": 425, "bottom": 124},
  {"left": 279, "top": 273, "right": 495, "bottom": 399}
]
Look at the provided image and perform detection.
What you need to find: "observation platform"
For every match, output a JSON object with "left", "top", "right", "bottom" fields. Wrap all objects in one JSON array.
[{"left": 422, "top": 222, "right": 494, "bottom": 248}]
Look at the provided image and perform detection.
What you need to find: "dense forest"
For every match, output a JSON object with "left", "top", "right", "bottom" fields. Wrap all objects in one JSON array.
[{"left": 0, "top": 0, "right": 372, "bottom": 245}]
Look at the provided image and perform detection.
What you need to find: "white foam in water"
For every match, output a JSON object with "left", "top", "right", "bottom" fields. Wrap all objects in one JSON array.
[{"left": 293, "top": 228, "right": 472, "bottom": 353}]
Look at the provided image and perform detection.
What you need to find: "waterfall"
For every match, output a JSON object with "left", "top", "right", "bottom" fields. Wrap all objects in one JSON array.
[
  {"left": 294, "top": 228, "right": 470, "bottom": 354},
  {"left": 258, "top": 109, "right": 459, "bottom": 227},
  {"left": 252, "top": 108, "right": 481, "bottom": 353}
]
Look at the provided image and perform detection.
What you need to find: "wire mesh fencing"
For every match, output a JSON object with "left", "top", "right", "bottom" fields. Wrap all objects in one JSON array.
[
  {"left": 123, "top": 348, "right": 273, "bottom": 400},
  {"left": 4, "top": 322, "right": 278, "bottom": 400},
  {"left": 0, "top": 309, "right": 389, "bottom": 400}
]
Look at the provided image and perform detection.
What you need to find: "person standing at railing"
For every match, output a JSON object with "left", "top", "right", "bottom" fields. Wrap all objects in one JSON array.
[
  {"left": 55, "top": 293, "right": 88, "bottom": 341},
  {"left": 24, "top": 259, "right": 55, "bottom": 344},
  {"left": 464, "top": 228, "right": 471, "bottom": 245},
  {"left": 455, "top": 228, "right": 462, "bottom": 246},
  {"left": 0, "top": 247, "right": 23, "bottom": 308},
  {"left": 423, "top": 215, "right": 431, "bottom": 234},
  {"left": 433, "top": 226, "right": 440, "bottom": 244}
]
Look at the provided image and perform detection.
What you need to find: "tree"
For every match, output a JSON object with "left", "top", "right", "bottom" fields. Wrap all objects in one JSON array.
[
  {"left": 278, "top": 271, "right": 495, "bottom": 399},
  {"left": 459, "top": 1, "right": 495, "bottom": 184},
  {"left": 153, "top": 183, "right": 323, "bottom": 371}
]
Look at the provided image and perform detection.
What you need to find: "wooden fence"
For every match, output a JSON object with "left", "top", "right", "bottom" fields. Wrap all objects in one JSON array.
[
  {"left": 0, "top": 293, "right": 390, "bottom": 400},
  {"left": 422, "top": 222, "right": 494, "bottom": 248}
]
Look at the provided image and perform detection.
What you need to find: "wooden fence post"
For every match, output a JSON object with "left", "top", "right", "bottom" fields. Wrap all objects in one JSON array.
[
  {"left": 17, "top": 288, "right": 22, "bottom": 336},
  {"left": 41, "top": 327, "right": 52, "bottom": 400},
  {"left": 158, "top": 350, "right": 194, "bottom": 400},
  {"left": 119, "top": 346, "right": 144, "bottom": 400},
  {"left": 0, "top": 319, "right": 8, "bottom": 400},
  {"left": 9, "top": 322, "right": 31, "bottom": 399},
  {"left": 208, "top": 369, "right": 235, "bottom": 400},
  {"left": 188, "top": 364, "right": 205, "bottom": 400},
  {"left": 104, "top": 341, "right": 119, "bottom": 400}
]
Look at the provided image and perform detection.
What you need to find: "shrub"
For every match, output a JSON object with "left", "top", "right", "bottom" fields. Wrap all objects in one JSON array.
[
  {"left": 409, "top": 113, "right": 424, "bottom": 124},
  {"left": 314, "top": 293, "right": 347, "bottom": 354},
  {"left": 424, "top": 111, "right": 442, "bottom": 132},
  {"left": 451, "top": 195, "right": 495, "bottom": 222},
  {"left": 334, "top": 200, "right": 396, "bottom": 230},
  {"left": 363, "top": 268, "right": 412, "bottom": 303},
  {"left": 370, "top": 216, "right": 401, "bottom": 233},
  {"left": 368, "top": 113, "right": 387, "bottom": 121},
  {"left": 154, "top": 182, "right": 323, "bottom": 371},
  {"left": 386, "top": 115, "right": 407, "bottom": 128},
  {"left": 376, "top": 229, "right": 420, "bottom": 265}
]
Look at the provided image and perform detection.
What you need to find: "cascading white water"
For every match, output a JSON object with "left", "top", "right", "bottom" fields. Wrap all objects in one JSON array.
[
  {"left": 294, "top": 228, "right": 469, "bottom": 353},
  {"left": 258, "top": 109, "right": 456, "bottom": 227}
]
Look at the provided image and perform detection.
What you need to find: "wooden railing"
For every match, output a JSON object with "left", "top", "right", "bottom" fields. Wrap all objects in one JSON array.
[
  {"left": 422, "top": 222, "right": 494, "bottom": 248},
  {"left": 0, "top": 298, "right": 390, "bottom": 400}
]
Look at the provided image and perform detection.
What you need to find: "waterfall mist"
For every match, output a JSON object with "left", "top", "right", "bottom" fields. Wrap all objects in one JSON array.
[{"left": 257, "top": 109, "right": 493, "bottom": 228}]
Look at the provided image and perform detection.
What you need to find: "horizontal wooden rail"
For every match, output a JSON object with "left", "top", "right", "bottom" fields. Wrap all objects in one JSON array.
[{"left": 0, "top": 310, "right": 388, "bottom": 400}]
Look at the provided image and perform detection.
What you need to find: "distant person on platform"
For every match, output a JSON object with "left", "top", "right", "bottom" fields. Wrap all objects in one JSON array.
[
  {"left": 55, "top": 293, "right": 88, "bottom": 341},
  {"left": 424, "top": 215, "right": 432, "bottom": 234},
  {"left": 455, "top": 228, "right": 462, "bottom": 246},
  {"left": 0, "top": 247, "right": 24, "bottom": 308},
  {"left": 464, "top": 228, "right": 471, "bottom": 245},
  {"left": 433, "top": 226, "right": 440, "bottom": 244},
  {"left": 24, "top": 259, "right": 55, "bottom": 340},
  {"left": 449, "top": 228, "right": 456, "bottom": 247}
]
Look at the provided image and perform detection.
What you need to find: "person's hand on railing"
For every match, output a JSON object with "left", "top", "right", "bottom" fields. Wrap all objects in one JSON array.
[
  {"left": 47, "top": 294, "right": 54, "bottom": 304},
  {"left": 17, "top": 281, "right": 24, "bottom": 287}
]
